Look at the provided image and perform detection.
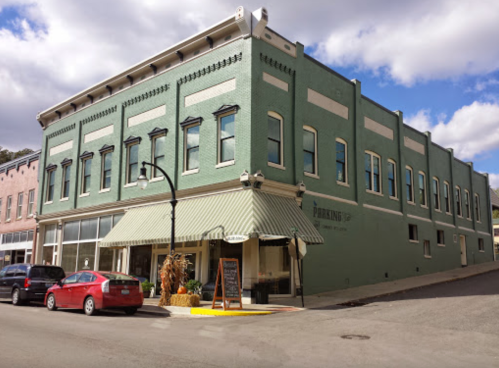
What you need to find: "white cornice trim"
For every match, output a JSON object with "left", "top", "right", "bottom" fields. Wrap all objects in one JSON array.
[
  {"left": 435, "top": 220, "right": 455, "bottom": 229},
  {"left": 477, "top": 230, "right": 492, "bottom": 237},
  {"left": 305, "top": 190, "right": 358, "bottom": 206},
  {"left": 458, "top": 226, "right": 475, "bottom": 233},
  {"left": 363, "top": 204, "right": 402, "bottom": 216},
  {"left": 407, "top": 214, "right": 432, "bottom": 223}
]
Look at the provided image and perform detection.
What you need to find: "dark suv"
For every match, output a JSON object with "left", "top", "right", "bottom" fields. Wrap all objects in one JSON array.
[{"left": 0, "top": 264, "right": 66, "bottom": 305}]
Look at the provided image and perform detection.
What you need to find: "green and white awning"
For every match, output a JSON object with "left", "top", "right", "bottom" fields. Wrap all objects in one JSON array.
[{"left": 100, "top": 189, "right": 323, "bottom": 248}]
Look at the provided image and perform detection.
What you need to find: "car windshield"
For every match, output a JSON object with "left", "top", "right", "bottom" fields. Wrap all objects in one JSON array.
[
  {"left": 31, "top": 267, "right": 66, "bottom": 280},
  {"left": 101, "top": 273, "right": 135, "bottom": 281}
]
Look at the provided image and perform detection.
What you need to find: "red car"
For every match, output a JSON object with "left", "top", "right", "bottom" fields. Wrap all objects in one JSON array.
[{"left": 45, "top": 271, "right": 143, "bottom": 316}]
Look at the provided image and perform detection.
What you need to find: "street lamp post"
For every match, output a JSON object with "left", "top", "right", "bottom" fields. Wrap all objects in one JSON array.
[{"left": 137, "top": 161, "right": 177, "bottom": 254}]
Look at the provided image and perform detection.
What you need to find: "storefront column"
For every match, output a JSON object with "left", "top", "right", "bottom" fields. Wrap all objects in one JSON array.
[
  {"left": 34, "top": 224, "right": 44, "bottom": 265},
  {"left": 121, "top": 247, "right": 129, "bottom": 274},
  {"left": 200, "top": 240, "right": 209, "bottom": 285},
  {"left": 56, "top": 220, "right": 63, "bottom": 265},
  {"left": 242, "top": 238, "right": 259, "bottom": 303}
]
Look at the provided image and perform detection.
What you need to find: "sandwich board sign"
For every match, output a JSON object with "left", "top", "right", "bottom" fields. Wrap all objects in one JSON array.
[{"left": 211, "top": 258, "right": 242, "bottom": 311}]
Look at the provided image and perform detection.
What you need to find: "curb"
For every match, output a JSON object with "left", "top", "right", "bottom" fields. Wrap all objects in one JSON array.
[{"left": 190, "top": 308, "right": 272, "bottom": 316}]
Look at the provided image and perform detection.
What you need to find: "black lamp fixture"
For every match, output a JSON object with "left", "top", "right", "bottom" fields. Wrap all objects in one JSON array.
[{"left": 137, "top": 161, "right": 177, "bottom": 254}]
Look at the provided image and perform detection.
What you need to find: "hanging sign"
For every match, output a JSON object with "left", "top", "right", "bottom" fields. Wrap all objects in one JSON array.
[
  {"left": 212, "top": 258, "right": 243, "bottom": 311},
  {"left": 224, "top": 235, "right": 249, "bottom": 243}
]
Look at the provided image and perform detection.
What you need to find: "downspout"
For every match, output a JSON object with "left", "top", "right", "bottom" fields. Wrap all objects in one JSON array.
[
  {"left": 174, "top": 82, "right": 180, "bottom": 189},
  {"left": 117, "top": 104, "right": 126, "bottom": 201},
  {"left": 73, "top": 121, "right": 83, "bottom": 209}
]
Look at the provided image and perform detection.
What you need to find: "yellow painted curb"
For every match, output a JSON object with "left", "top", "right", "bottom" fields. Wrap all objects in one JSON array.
[{"left": 190, "top": 308, "right": 272, "bottom": 316}]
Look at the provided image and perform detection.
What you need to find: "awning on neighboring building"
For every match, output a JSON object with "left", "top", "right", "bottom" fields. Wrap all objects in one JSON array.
[
  {"left": 0, "top": 242, "right": 33, "bottom": 252},
  {"left": 100, "top": 189, "right": 324, "bottom": 248}
]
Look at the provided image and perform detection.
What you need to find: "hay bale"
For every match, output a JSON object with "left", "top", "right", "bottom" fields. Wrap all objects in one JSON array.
[{"left": 169, "top": 294, "right": 200, "bottom": 307}]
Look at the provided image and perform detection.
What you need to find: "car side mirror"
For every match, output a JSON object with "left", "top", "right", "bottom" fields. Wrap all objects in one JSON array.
[{"left": 57, "top": 280, "right": 63, "bottom": 287}]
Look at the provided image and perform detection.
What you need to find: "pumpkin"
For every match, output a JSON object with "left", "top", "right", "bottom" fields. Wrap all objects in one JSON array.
[{"left": 177, "top": 286, "right": 187, "bottom": 294}]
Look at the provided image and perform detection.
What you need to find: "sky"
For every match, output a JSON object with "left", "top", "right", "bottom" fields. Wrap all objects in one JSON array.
[{"left": 0, "top": 0, "right": 498, "bottom": 187}]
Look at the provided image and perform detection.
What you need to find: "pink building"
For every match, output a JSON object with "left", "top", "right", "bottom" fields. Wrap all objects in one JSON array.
[{"left": 0, "top": 150, "right": 41, "bottom": 267}]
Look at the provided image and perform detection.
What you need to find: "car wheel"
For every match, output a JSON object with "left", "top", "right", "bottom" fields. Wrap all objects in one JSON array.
[
  {"left": 124, "top": 307, "right": 137, "bottom": 316},
  {"left": 46, "top": 293, "right": 58, "bottom": 311},
  {"left": 84, "top": 296, "right": 97, "bottom": 316},
  {"left": 12, "top": 288, "right": 22, "bottom": 306}
]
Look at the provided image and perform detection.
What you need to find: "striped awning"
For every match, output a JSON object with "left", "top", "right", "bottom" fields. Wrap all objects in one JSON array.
[{"left": 99, "top": 189, "right": 324, "bottom": 248}]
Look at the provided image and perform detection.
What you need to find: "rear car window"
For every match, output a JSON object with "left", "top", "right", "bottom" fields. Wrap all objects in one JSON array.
[
  {"left": 101, "top": 273, "right": 135, "bottom": 281},
  {"left": 30, "top": 267, "right": 66, "bottom": 280}
]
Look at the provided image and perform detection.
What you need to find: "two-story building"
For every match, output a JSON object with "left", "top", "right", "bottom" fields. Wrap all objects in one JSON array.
[
  {"left": 34, "top": 7, "right": 494, "bottom": 302},
  {"left": 0, "top": 150, "right": 41, "bottom": 268}
]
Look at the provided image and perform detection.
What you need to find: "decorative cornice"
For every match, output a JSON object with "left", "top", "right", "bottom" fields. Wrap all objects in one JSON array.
[
  {"left": 81, "top": 106, "right": 118, "bottom": 125},
  {"left": 47, "top": 124, "right": 76, "bottom": 139},
  {"left": 60, "top": 158, "right": 73, "bottom": 166},
  {"left": 180, "top": 116, "right": 203, "bottom": 129},
  {"left": 123, "top": 136, "right": 142, "bottom": 146},
  {"left": 212, "top": 105, "right": 239, "bottom": 117},
  {"left": 45, "top": 163, "right": 57, "bottom": 172},
  {"left": 148, "top": 127, "right": 168, "bottom": 140},
  {"left": 99, "top": 144, "right": 115, "bottom": 155},
  {"left": 0, "top": 151, "right": 41, "bottom": 174},
  {"left": 177, "top": 52, "right": 243, "bottom": 85},
  {"left": 260, "top": 53, "right": 295, "bottom": 75},
  {"left": 79, "top": 151, "right": 94, "bottom": 160},
  {"left": 122, "top": 84, "right": 169, "bottom": 107}
]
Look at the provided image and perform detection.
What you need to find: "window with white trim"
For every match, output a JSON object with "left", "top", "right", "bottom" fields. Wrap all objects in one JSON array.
[
  {"left": 47, "top": 170, "right": 56, "bottom": 201},
  {"left": 16, "top": 192, "right": 23, "bottom": 219},
  {"left": 365, "top": 151, "right": 381, "bottom": 193},
  {"left": 433, "top": 177, "right": 440, "bottom": 211},
  {"left": 303, "top": 126, "right": 318, "bottom": 176},
  {"left": 184, "top": 124, "right": 200, "bottom": 172},
  {"left": 437, "top": 230, "right": 445, "bottom": 246},
  {"left": 424, "top": 240, "right": 431, "bottom": 257},
  {"left": 409, "top": 224, "right": 418, "bottom": 242},
  {"left": 464, "top": 190, "right": 471, "bottom": 219},
  {"left": 268, "top": 112, "right": 283, "bottom": 167},
  {"left": 406, "top": 166, "right": 414, "bottom": 203},
  {"left": 444, "top": 181, "right": 451, "bottom": 214},
  {"left": 6, "top": 196, "right": 11, "bottom": 220},
  {"left": 218, "top": 112, "right": 236, "bottom": 164},
  {"left": 152, "top": 135, "right": 166, "bottom": 178},
  {"left": 478, "top": 238, "right": 484, "bottom": 252},
  {"left": 101, "top": 151, "right": 112, "bottom": 189},
  {"left": 62, "top": 164, "right": 71, "bottom": 199},
  {"left": 419, "top": 171, "right": 427, "bottom": 207},
  {"left": 28, "top": 190, "right": 35, "bottom": 216},
  {"left": 126, "top": 144, "right": 139, "bottom": 184},
  {"left": 336, "top": 139, "right": 347, "bottom": 184},
  {"left": 456, "top": 186, "right": 462, "bottom": 217},
  {"left": 475, "top": 193, "right": 481, "bottom": 222},
  {"left": 388, "top": 159, "right": 397, "bottom": 198},
  {"left": 82, "top": 159, "right": 92, "bottom": 193}
]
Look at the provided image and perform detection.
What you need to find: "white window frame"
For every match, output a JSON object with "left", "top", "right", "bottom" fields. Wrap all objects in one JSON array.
[
  {"left": 365, "top": 151, "right": 382, "bottom": 194},
  {"left": 433, "top": 177, "right": 441, "bottom": 212},
  {"left": 81, "top": 158, "right": 92, "bottom": 195},
  {"left": 456, "top": 186, "right": 462, "bottom": 217},
  {"left": 6, "top": 196, "right": 11, "bottom": 221},
  {"left": 126, "top": 143, "right": 139, "bottom": 185},
  {"left": 475, "top": 193, "right": 481, "bottom": 222},
  {"left": 336, "top": 138, "right": 348, "bottom": 186},
  {"left": 28, "top": 189, "right": 35, "bottom": 216},
  {"left": 46, "top": 169, "right": 56, "bottom": 203},
  {"left": 409, "top": 223, "right": 418, "bottom": 243},
  {"left": 151, "top": 134, "right": 166, "bottom": 179},
  {"left": 418, "top": 171, "right": 427, "bottom": 208},
  {"left": 424, "top": 240, "right": 431, "bottom": 258},
  {"left": 444, "top": 181, "right": 451, "bottom": 215},
  {"left": 16, "top": 192, "right": 23, "bottom": 219},
  {"left": 183, "top": 123, "right": 200, "bottom": 175},
  {"left": 387, "top": 159, "right": 397, "bottom": 199},
  {"left": 406, "top": 166, "right": 414, "bottom": 204},
  {"left": 100, "top": 150, "right": 113, "bottom": 190},
  {"left": 464, "top": 189, "right": 471, "bottom": 220},
  {"left": 478, "top": 238, "right": 484, "bottom": 252},
  {"left": 217, "top": 111, "right": 236, "bottom": 167},
  {"left": 267, "top": 111, "right": 284, "bottom": 170},
  {"left": 61, "top": 164, "right": 71, "bottom": 199},
  {"left": 437, "top": 230, "right": 445, "bottom": 247},
  {"left": 303, "top": 126, "right": 319, "bottom": 178}
]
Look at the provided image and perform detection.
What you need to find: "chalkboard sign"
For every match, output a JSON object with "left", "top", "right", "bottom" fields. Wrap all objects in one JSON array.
[{"left": 212, "top": 258, "right": 242, "bottom": 311}]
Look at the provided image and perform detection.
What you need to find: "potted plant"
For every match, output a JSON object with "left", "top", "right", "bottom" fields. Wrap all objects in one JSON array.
[
  {"left": 185, "top": 279, "right": 203, "bottom": 295},
  {"left": 141, "top": 280, "right": 154, "bottom": 298}
]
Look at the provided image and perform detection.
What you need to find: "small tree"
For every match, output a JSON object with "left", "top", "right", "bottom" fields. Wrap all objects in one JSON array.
[{"left": 158, "top": 253, "right": 191, "bottom": 307}]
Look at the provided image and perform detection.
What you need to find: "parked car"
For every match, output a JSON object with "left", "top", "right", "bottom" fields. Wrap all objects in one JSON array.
[
  {"left": 45, "top": 271, "right": 143, "bottom": 316},
  {"left": 0, "top": 264, "right": 66, "bottom": 305}
]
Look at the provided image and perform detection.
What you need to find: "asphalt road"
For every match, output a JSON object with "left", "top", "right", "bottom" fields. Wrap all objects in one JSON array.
[{"left": 1, "top": 271, "right": 499, "bottom": 368}]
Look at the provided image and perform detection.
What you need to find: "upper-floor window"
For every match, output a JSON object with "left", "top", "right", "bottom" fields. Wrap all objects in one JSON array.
[
  {"left": 336, "top": 139, "right": 347, "bottom": 184},
  {"left": 184, "top": 124, "right": 200, "bottom": 172},
  {"left": 444, "top": 181, "right": 451, "bottom": 214},
  {"left": 47, "top": 170, "right": 56, "bottom": 202},
  {"left": 28, "top": 190, "right": 35, "bottom": 216},
  {"left": 475, "top": 193, "right": 481, "bottom": 222},
  {"left": 6, "top": 195, "right": 12, "bottom": 220},
  {"left": 218, "top": 113, "right": 236, "bottom": 164},
  {"left": 62, "top": 164, "right": 71, "bottom": 199},
  {"left": 419, "top": 171, "right": 427, "bottom": 207},
  {"left": 455, "top": 186, "right": 462, "bottom": 217},
  {"left": 406, "top": 166, "right": 414, "bottom": 203},
  {"left": 101, "top": 151, "right": 113, "bottom": 189},
  {"left": 17, "top": 192, "right": 23, "bottom": 219},
  {"left": 82, "top": 158, "right": 92, "bottom": 194},
  {"left": 433, "top": 177, "right": 440, "bottom": 211},
  {"left": 388, "top": 159, "right": 397, "bottom": 198},
  {"left": 365, "top": 151, "right": 381, "bottom": 193},
  {"left": 268, "top": 112, "right": 283, "bottom": 167},
  {"left": 303, "top": 126, "right": 318, "bottom": 176},
  {"left": 152, "top": 135, "right": 166, "bottom": 178},
  {"left": 464, "top": 190, "right": 471, "bottom": 219},
  {"left": 127, "top": 144, "right": 139, "bottom": 184}
]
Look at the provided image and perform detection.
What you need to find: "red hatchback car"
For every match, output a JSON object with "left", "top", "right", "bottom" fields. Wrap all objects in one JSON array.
[{"left": 45, "top": 271, "right": 143, "bottom": 316}]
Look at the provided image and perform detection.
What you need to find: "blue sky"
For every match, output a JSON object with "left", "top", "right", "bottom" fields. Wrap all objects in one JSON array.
[{"left": 0, "top": 0, "right": 497, "bottom": 186}]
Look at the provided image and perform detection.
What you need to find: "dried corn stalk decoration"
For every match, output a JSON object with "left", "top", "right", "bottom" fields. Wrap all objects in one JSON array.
[{"left": 158, "top": 253, "right": 191, "bottom": 307}]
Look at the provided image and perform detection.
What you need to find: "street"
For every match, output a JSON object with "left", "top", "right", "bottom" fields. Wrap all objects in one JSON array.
[{"left": 2, "top": 271, "right": 499, "bottom": 368}]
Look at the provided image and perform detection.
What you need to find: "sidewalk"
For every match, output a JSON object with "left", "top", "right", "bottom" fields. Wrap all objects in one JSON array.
[{"left": 139, "top": 261, "right": 499, "bottom": 316}]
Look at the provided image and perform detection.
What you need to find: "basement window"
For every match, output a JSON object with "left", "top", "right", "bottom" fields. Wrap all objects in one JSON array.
[{"left": 409, "top": 224, "right": 418, "bottom": 242}]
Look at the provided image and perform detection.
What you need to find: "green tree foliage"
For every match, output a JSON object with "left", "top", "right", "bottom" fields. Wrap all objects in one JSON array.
[
  {"left": 493, "top": 209, "right": 499, "bottom": 219},
  {"left": 0, "top": 146, "right": 34, "bottom": 165}
]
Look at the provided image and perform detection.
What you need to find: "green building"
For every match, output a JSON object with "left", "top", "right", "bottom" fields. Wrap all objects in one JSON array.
[{"left": 34, "top": 7, "right": 494, "bottom": 302}]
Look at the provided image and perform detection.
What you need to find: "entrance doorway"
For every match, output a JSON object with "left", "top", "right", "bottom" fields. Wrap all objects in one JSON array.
[
  {"left": 155, "top": 252, "right": 198, "bottom": 296},
  {"left": 13, "top": 250, "right": 25, "bottom": 264},
  {"left": 129, "top": 245, "right": 152, "bottom": 282},
  {"left": 460, "top": 235, "right": 467, "bottom": 266}
]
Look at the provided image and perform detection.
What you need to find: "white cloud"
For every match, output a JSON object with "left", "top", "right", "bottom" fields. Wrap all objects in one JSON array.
[
  {"left": 489, "top": 173, "right": 499, "bottom": 189},
  {"left": 406, "top": 101, "right": 499, "bottom": 161}
]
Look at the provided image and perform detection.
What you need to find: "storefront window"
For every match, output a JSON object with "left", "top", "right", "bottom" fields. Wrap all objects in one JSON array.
[
  {"left": 208, "top": 241, "right": 242, "bottom": 283},
  {"left": 80, "top": 218, "right": 98, "bottom": 240},
  {"left": 259, "top": 240, "right": 291, "bottom": 295},
  {"left": 77, "top": 242, "right": 96, "bottom": 271},
  {"left": 61, "top": 244, "right": 77, "bottom": 273},
  {"left": 99, "top": 248, "right": 114, "bottom": 271},
  {"left": 99, "top": 216, "right": 113, "bottom": 238},
  {"left": 42, "top": 246, "right": 54, "bottom": 265},
  {"left": 129, "top": 245, "right": 152, "bottom": 282},
  {"left": 63, "top": 221, "right": 79, "bottom": 242}
]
